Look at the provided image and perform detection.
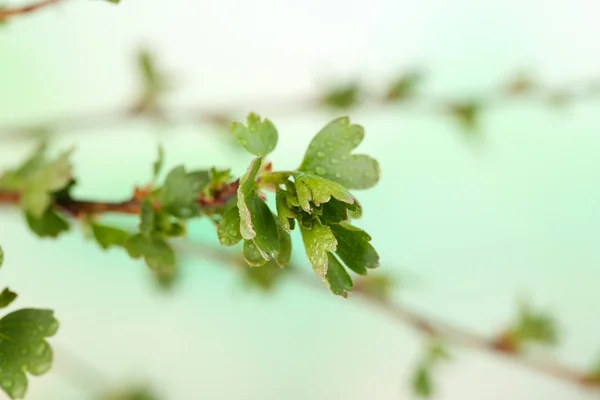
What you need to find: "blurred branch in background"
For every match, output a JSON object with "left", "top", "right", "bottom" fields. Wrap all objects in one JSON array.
[
  {"left": 1, "top": 48, "right": 599, "bottom": 143},
  {"left": 176, "top": 241, "right": 600, "bottom": 397},
  {"left": 0, "top": 0, "right": 63, "bottom": 22}
]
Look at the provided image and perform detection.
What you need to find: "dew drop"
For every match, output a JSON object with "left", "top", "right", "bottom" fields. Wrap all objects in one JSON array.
[
  {"left": 240, "top": 139, "right": 248, "bottom": 146},
  {"left": 2, "top": 380, "right": 12, "bottom": 389},
  {"left": 326, "top": 141, "right": 334, "bottom": 147},
  {"left": 335, "top": 172, "right": 342, "bottom": 178},
  {"left": 316, "top": 151, "right": 325, "bottom": 158},
  {"left": 330, "top": 158, "right": 339, "bottom": 164},
  {"left": 249, "top": 126, "right": 257, "bottom": 132},
  {"left": 352, "top": 138, "right": 361, "bottom": 145},
  {"left": 315, "top": 166, "right": 326, "bottom": 175},
  {"left": 21, "top": 349, "right": 28, "bottom": 355}
]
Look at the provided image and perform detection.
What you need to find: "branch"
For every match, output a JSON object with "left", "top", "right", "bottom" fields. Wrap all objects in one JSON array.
[
  {"left": 0, "top": 75, "right": 598, "bottom": 142},
  {"left": 180, "top": 242, "right": 600, "bottom": 393},
  {"left": 0, "top": 0, "right": 63, "bottom": 21},
  {"left": 0, "top": 180, "right": 239, "bottom": 217}
]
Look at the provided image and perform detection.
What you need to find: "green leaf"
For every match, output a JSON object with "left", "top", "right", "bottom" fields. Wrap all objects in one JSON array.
[
  {"left": 0, "top": 289, "right": 17, "bottom": 309},
  {"left": 448, "top": 101, "right": 481, "bottom": 131},
  {"left": 25, "top": 209, "right": 69, "bottom": 238},
  {"left": 158, "top": 166, "right": 210, "bottom": 219},
  {"left": 412, "top": 364, "right": 432, "bottom": 398},
  {"left": 321, "top": 83, "right": 360, "bottom": 109},
  {"left": 138, "top": 49, "right": 162, "bottom": 97},
  {"left": 152, "top": 145, "right": 164, "bottom": 182},
  {"left": 209, "top": 167, "right": 233, "bottom": 187},
  {"left": 231, "top": 113, "right": 278, "bottom": 156},
  {"left": 139, "top": 199, "right": 155, "bottom": 236},
  {"left": 325, "top": 254, "right": 353, "bottom": 298},
  {"left": 299, "top": 222, "right": 337, "bottom": 278},
  {"left": 386, "top": 71, "right": 423, "bottom": 101},
  {"left": 330, "top": 222, "right": 379, "bottom": 275},
  {"left": 217, "top": 206, "right": 243, "bottom": 246},
  {"left": 91, "top": 223, "right": 129, "bottom": 250},
  {"left": 125, "top": 234, "right": 175, "bottom": 271},
  {"left": 275, "top": 189, "right": 296, "bottom": 232},
  {"left": 0, "top": 146, "right": 73, "bottom": 218},
  {"left": 293, "top": 172, "right": 355, "bottom": 213},
  {"left": 0, "top": 246, "right": 3, "bottom": 268},
  {"left": 153, "top": 212, "right": 186, "bottom": 238},
  {"left": 242, "top": 240, "right": 267, "bottom": 267},
  {"left": 237, "top": 157, "right": 279, "bottom": 259},
  {"left": 274, "top": 222, "right": 292, "bottom": 267},
  {"left": 510, "top": 301, "right": 557, "bottom": 347},
  {"left": 298, "top": 117, "right": 380, "bottom": 190},
  {"left": 0, "top": 308, "right": 59, "bottom": 400},
  {"left": 320, "top": 198, "right": 361, "bottom": 225}
]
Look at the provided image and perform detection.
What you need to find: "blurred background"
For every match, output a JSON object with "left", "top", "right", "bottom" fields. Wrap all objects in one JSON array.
[{"left": 1, "top": 0, "right": 600, "bottom": 399}]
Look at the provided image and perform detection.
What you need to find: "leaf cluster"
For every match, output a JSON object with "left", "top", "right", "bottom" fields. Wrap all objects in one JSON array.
[{"left": 221, "top": 114, "right": 381, "bottom": 297}]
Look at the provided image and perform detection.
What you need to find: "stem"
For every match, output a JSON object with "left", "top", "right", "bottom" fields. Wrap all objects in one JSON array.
[
  {"left": 0, "top": 79, "right": 597, "bottom": 142},
  {"left": 0, "top": 0, "right": 63, "bottom": 21},
  {"left": 177, "top": 241, "right": 600, "bottom": 392},
  {"left": 0, "top": 180, "right": 239, "bottom": 217}
]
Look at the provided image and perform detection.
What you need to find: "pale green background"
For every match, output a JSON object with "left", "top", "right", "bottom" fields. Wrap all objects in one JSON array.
[{"left": 1, "top": 0, "right": 600, "bottom": 399}]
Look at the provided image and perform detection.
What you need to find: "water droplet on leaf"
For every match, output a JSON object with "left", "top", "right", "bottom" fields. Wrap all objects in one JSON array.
[
  {"left": 315, "top": 166, "right": 326, "bottom": 175},
  {"left": 317, "top": 151, "right": 325, "bottom": 158}
]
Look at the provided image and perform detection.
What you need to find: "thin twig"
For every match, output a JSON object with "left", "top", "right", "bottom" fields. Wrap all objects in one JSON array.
[
  {"left": 0, "top": 180, "right": 239, "bottom": 217},
  {"left": 0, "top": 0, "right": 63, "bottom": 21},
  {"left": 178, "top": 241, "right": 600, "bottom": 392}
]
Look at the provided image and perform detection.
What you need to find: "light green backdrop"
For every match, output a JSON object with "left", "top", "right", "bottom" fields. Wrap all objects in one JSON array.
[{"left": 1, "top": 0, "right": 600, "bottom": 399}]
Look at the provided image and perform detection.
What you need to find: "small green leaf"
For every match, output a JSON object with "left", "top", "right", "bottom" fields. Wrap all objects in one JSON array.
[
  {"left": 299, "top": 222, "right": 337, "bottom": 278},
  {"left": 293, "top": 173, "right": 355, "bottom": 212},
  {"left": 139, "top": 199, "right": 155, "bottom": 236},
  {"left": 299, "top": 117, "right": 380, "bottom": 190},
  {"left": 0, "top": 288, "right": 17, "bottom": 309},
  {"left": 242, "top": 240, "right": 267, "bottom": 267},
  {"left": 138, "top": 49, "right": 161, "bottom": 97},
  {"left": 0, "top": 146, "right": 73, "bottom": 218},
  {"left": 158, "top": 166, "right": 210, "bottom": 219},
  {"left": 231, "top": 113, "right": 278, "bottom": 156},
  {"left": 91, "top": 223, "right": 129, "bottom": 250},
  {"left": 217, "top": 206, "right": 243, "bottom": 246},
  {"left": 275, "top": 222, "right": 292, "bottom": 267},
  {"left": 209, "top": 167, "right": 233, "bottom": 187},
  {"left": 0, "top": 308, "right": 59, "bottom": 400},
  {"left": 330, "top": 222, "right": 379, "bottom": 275},
  {"left": 448, "top": 101, "right": 481, "bottom": 132},
  {"left": 321, "top": 83, "right": 360, "bottom": 109},
  {"left": 325, "top": 254, "right": 353, "bottom": 298},
  {"left": 125, "top": 234, "right": 175, "bottom": 271},
  {"left": 153, "top": 211, "right": 186, "bottom": 238},
  {"left": 510, "top": 301, "right": 557, "bottom": 347},
  {"left": 412, "top": 365, "right": 432, "bottom": 398},
  {"left": 152, "top": 145, "right": 164, "bottom": 182},
  {"left": 386, "top": 71, "right": 423, "bottom": 101},
  {"left": 237, "top": 157, "right": 279, "bottom": 259},
  {"left": 319, "top": 198, "right": 361, "bottom": 225},
  {"left": 0, "top": 246, "right": 3, "bottom": 268},
  {"left": 25, "top": 209, "right": 70, "bottom": 238},
  {"left": 275, "top": 189, "right": 296, "bottom": 232}
]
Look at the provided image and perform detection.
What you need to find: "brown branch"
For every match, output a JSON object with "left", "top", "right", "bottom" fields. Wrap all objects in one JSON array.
[
  {"left": 0, "top": 180, "right": 239, "bottom": 217},
  {"left": 177, "top": 242, "right": 600, "bottom": 393},
  {"left": 0, "top": 0, "right": 63, "bottom": 21}
]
